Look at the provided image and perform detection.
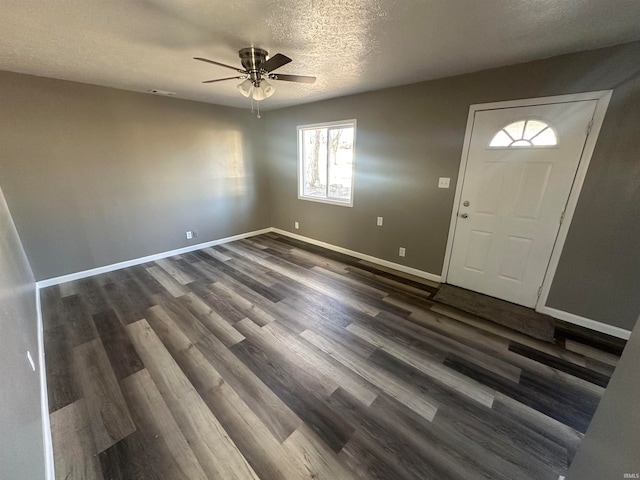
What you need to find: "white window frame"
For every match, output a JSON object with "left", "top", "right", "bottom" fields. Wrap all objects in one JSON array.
[{"left": 297, "top": 119, "right": 357, "bottom": 207}]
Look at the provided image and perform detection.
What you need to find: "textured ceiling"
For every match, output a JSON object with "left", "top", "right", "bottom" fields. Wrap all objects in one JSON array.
[{"left": 1, "top": 0, "right": 639, "bottom": 110}]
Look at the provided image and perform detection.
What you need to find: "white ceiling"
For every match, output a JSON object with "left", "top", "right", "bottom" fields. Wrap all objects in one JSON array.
[{"left": 1, "top": 0, "right": 639, "bottom": 110}]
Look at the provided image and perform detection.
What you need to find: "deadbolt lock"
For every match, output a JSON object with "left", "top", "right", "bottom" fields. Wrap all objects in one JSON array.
[{"left": 463, "top": 200, "right": 470, "bottom": 207}]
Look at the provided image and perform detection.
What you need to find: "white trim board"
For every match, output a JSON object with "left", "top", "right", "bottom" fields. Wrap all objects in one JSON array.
[
  {"left": 34, "top": 224, "right": 629, "bottom": 340},
  {"left": 35, "top": 228, "right": 272, "bottom": 288},
  {"left": 36, "top": 288, "right": 55, "bottom": 480},
  {"left": 534, "top": 91, "right": 612, "bottom": 313},
  {"left": 271, "top": 228, "right": 442, "bottom": 283},
  {"left": 541, "top": 306, "right": 631, "bottom": 340}
]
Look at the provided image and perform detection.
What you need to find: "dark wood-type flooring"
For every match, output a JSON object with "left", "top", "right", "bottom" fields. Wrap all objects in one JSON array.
[{"left": 41, "top": 233, "right": 624, "bottom": 480}]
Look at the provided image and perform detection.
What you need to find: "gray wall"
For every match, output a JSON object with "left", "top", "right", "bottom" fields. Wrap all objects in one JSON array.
[
  {"left": 0, "top": 71, "right": 270, "bottom": 281},
  {"left": 0, "top": 186, "right": 45, "bottom": 479},
  {"left": 567, "top": 318, "right": 640, "bottom": 479},
  {"left": 265, "top": 41, "right": 640, "bottom": 331}
]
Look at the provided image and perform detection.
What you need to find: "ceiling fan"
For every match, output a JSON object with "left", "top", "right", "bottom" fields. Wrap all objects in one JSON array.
[{"left": 194, "top": 47, "right": 316, "bottom": 102}]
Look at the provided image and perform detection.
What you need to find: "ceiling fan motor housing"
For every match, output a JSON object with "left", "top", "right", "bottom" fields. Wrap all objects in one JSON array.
[{"left": 239, "top": 47, "right": 268, "bottom": 85}]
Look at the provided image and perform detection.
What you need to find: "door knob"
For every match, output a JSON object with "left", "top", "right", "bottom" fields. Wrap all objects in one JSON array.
[{"left": 460, "top": 213, "right": 468, "bottom": 218}]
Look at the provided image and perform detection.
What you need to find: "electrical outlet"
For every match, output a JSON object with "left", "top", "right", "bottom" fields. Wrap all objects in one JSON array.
[
  {"left": 399, "top": 247, "right": 406, "bottom": 257},
  {"left": 377, "top": 216, "right": 383, "bottom": 226},
  {"left": 438, "top": 177, "right": 451, "bottom": 188},
  {"left": 294, "top": 221, "right": 300, "bottom": 229},
  {"left": 186, "top": 231, "right": 193, "bottom": 239},
  {"left": 27, "top": 351, "right": 35, "bottom": 372}
]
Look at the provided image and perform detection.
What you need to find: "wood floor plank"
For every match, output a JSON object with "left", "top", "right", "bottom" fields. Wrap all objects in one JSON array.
[
  {"left": 327, "top": 388, "right": 479, "bottom": 480},
  {"left": 155, "top": 258, "right": 196, "bottom": 285},
  {"left": 444, "top": 355, "right": 598, "bottom": 433},
  {"left": 102, "top": 278, "right": 153, "bottom": 325},
  {"left": 231, "top": 337, "right": 356, "bottom": 453},
  {"left": 272, "top": 277, "right": 370, "bottom": 329},
  {"left": 50, "top": 400, "right": 104, "bottom": 480},
  {"left": 263, "top": 321, "right": 380, "bottom": 406},
  {"left": 347, "top": 321, "right": 496, "bottom": 408},
  {"left": 59, "top": 280, "right": 81, "bottom": 298},
  {"left": 282, "top": 425, "right": 359, "bottom": 480},
  {"left": 190, "top": 257, "right": 228, "bottom": 282},
  {"left": 338, "top": 431, "right": 416, "bottom": 480},
  {"left": 146, "top": 265, "right": 189, "bottom": 297},
  {"left": 180, "top": 292, "right": 245, "bottom": 346},
  {"left": 127, "top": 265, "right": 166, "bottom": 298},
  {"left": 145, "top": 302, "right": 303, "bottom": 444},
  {"left": 152, "top": 292, "right": 216, "bottom": 343},
  {"left": 74, "top": 277, "right": 111, "bottom": 316},
  {"left": 300, "top": 328, "right": 439, "bottom": 422},
  {"left": 45, "top": 322, "right": 81, "bottom": 413},
  {"left": 60, "top": 294, "right": 99, "bottom": 346},
  {"left": 196, "top": 254, "right": 283, "bottom": 302},
  {"left": 120, "top": 369, "right": 209, "bottom": 480},
  {"left": 289, "top": 246, "right": 350, "bottom": 273},
  {"left": 310, "top": 265, "right": 389, "bottom": 299},
  {"left": 404, "top": 309, "right": 522, "bottom": 382},
  {"left": 235, "top": 318, "right": 340, "bottom": 399},
  {"left": 194, "top": 282, "right": 252, "bottom": 324},
  {"left": 492, "top": 392, "right": 584, "bottom": 460},
  {"left": 147, "top": 306, "right": 301, "bottom": 442},
  {"left": 346, "top": 265, "right": 434, "bottom": 298},
  {"left": 210, "top": 280, "right": 276, "bottom": 326},
  {"left": 509, "top": 341, "right": 610, "bottom": 387},
  {"left": 370, "top": 349, "right": 569, "bottom": 477},
  {"left": 224, "top": 243, "right": 381, "bottom": 316},
  {"left": 98, "top": 430, "right": 166, "bottom": 480},
  {"left": 195, "top": 334, "right": 303, "bottom": 444},
  {"left": 92, "top": 309, "right": 144, "bottom": 379},
  {"left": 223, "top": 252, "right": 280, "bottom": 287},
  {"left": 142, "top": 310, "right": 314, "bottom": 480},
  {"left": 126, "top": 319, "right": 260, "bottom": 480},
  {"left": 202, "top": 245, "right": 233, "bottom": 262},
  {"left": 369, "top": 393, "right": 528, "bottom": 480},
  {"left": 72, "top": 339, "right": 135, "bottom": 453}
]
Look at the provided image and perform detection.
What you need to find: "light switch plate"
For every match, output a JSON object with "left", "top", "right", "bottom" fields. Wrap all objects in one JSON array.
[
  {"left": 438, "top": 177, "right": 451, "bottom": 188},
  {"left": 377, "top": 217, "right": 383, "bottom": 226}
]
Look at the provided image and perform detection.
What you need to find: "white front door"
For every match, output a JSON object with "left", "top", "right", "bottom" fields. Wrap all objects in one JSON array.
[{"left": 447, "top": 100, "right": 596, "bottom": 307}]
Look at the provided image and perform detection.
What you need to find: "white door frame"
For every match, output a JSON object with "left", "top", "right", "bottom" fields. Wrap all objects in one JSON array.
[{"left": 441, "top": 91, "right": 613, "bottom": 314}]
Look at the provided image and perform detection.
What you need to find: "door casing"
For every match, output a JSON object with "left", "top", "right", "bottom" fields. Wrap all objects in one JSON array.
[{"left": 441, "top": 91, "right": 612, "bottom": 317}]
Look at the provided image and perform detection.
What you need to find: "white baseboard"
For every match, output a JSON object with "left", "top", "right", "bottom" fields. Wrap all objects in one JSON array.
[
  {"left": 35, "top": 228, "right": 272, "bottom": 288},
  {"left": 539, "top": 306, "right": 631, "bottom": 340},
  {"left": 271, "top": 228, "right": 442, "bottom": 283},
  {"left": 36, "top": 288, "right": 55, "bottom": 480}
]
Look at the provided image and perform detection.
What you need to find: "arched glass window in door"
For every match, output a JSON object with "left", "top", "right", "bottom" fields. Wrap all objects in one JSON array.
[{"left": 489, "top": 119, "right": 558, "bottom": 147}]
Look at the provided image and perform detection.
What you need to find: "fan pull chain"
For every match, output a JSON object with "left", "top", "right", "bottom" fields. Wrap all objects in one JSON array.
[{"left": 257, "top": 101, "right": 261, "bottom": 119}]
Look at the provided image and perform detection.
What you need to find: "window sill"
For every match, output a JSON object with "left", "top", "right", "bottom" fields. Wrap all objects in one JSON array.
[{"left": 298, "top": 195, "right": 353, "bottom": 208}]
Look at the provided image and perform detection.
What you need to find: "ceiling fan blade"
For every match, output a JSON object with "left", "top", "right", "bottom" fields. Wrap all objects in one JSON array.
[
  {"left": 270, "top": 73, "right": 316, "bottom": 84},
  {"left": 194, "top": 57, "right": 245, "bottom": 73},
  {"left": 202, "top": 76, "right": 245, "bottom": 83},
  {"left": 260, "top": 53, "right": 292, "bottom": 72}
]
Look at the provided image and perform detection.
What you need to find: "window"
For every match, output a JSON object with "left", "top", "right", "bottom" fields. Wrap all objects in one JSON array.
[
  {"left": 489, "top": 119, "right": 557, "bottom": 148},
  {"left": 298, "top": 120, "right": 356, "bottom": 206}
]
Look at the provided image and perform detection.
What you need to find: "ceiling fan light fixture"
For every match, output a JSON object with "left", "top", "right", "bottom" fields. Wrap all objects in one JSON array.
[
  {"left": 237, "top": 78, "right": 253, "bottom": 97},
  {"left": 251, "top": 84, "right": 267, "bottom": 101},
  {"left": 261, "top": 79, "right": 275, "bottom": 98}
]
